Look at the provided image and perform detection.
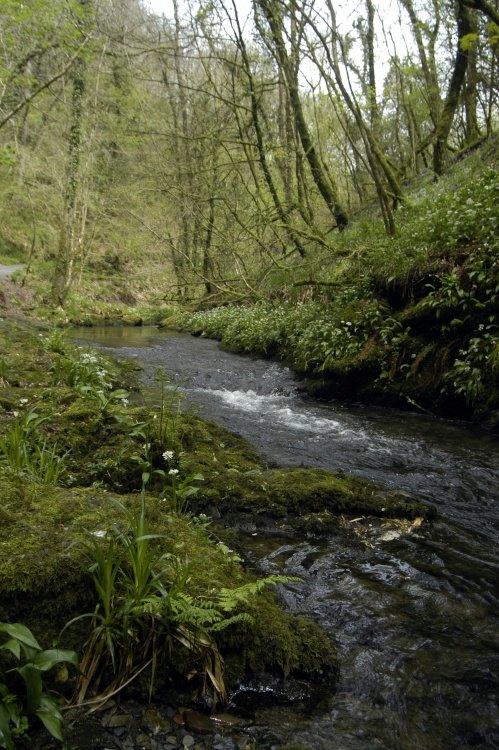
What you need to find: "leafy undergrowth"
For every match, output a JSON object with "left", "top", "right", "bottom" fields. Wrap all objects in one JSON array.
[{"left": 180, "top": 166, "right": 499, "bottom": 428}]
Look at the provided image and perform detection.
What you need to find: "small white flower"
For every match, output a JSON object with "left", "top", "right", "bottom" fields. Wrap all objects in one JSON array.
[
  {"left": 121, "top": 398, "right": 129, "bottom": 406},
  {"left": 12, "top": 410, "right": 19, "bottom": 417},
  {"left": 19, "top": 398, "right": 28, "bottom": 405},
  {"left": 92, "top": 530, "right": 106, "bottom": 538},
  {"left": 168, "top": 468, "right": 179, "bottom": 476},
  {"left": 162, "top": 450, "right": 175, "bottom": 461}
]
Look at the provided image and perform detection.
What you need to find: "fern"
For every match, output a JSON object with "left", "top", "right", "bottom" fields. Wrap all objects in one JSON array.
[
  {"left": 217, "top": 575, "right": 300, "bottom": 613},
  {"left": 68, "top": 499, "right": 298, "bottom": 708}
]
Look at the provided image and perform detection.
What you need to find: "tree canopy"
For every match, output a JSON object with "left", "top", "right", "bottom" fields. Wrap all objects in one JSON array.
[{"left": 0, "top": 0, "right": 497, "bottom": 305}]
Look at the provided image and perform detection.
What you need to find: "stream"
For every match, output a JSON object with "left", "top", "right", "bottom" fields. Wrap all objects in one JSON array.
[{"left": 70, "top": 326, "right": 499, "bottom": 750}]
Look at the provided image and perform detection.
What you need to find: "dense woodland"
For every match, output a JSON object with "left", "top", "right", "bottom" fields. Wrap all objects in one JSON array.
[
  {"left": 1, "top": 0, "right": 498, "bottom": 424},
  {"left": 0, "top": 0, "right": 497, "bottom": 301}
]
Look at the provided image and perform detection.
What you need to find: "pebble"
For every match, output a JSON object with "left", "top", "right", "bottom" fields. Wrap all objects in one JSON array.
[
  {"left": 142, "top": 708, "right": 171, "bottom": 735},
  {"left": 212, "top": 734, "right": 235, "bottom": 750},
  {"left": 34, "top": 699, "right": 281, "bottom": 750}
]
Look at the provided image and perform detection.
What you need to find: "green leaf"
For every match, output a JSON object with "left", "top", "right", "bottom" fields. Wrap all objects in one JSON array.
[
  {"left": 16, "top": 665, "right": 42, "bottom": 713},
  {"left": 111, "top": 389, "right": 129, "bottom": 399},
  {"left": 0, "top": 639, "right": 21, "bottom": 660},
  {"left": 32, "top": 649, "right": 79, "bottom": 672},
  {"left": 0, "top": 704, "right": 16, "bottom": 750},
  {"left": 36, "top": 696, "right": 63, "bottom": 741},
  {"left": 0, "top": 623, "right": 41, "bottom": 650}
]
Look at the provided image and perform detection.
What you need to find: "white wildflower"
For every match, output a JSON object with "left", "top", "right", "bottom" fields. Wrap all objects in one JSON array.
[
  {"left": 91, "top": 530, "right": 106, "bottom": 538},
  {"left": 19, "top": 398, "right": 28, "bottom": 405},
  {"left": 162, "top": 450, "right": 175, "bottom": 461},
  {"left": 168, "top": 468, "right": 179, "bottom": 476}
]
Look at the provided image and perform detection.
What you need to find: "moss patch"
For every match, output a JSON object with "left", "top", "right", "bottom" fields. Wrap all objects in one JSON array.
[
  {"left": 221, "top": 594, "right": 338, "bottom": 685},
  {"left": 191, "top": 467, "right": 434, "bottom": 524}
]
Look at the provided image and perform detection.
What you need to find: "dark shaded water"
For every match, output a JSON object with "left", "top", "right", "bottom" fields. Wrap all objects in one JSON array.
[{"left": 71, "top": 326, "right": 499, "bottom": 750}]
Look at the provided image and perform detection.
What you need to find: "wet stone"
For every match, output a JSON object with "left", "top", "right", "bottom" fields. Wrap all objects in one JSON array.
[
  {"left": 184, "top": 709, "right": 215, "bottom": 735},
  {"left": 210, "top": 713, "right": 241, "bottom": 729},
  {"left": 135, "top": 732, "right": 158, "bottom": 749},
  {"left": 142, "top": 708, "right": 171, "bottom": 735},
  {"left": 212, "top": 734, "right": 236, "bottom": 750},
  {"left": 105, "top": 714, "right": 132, "bottom": 729}
]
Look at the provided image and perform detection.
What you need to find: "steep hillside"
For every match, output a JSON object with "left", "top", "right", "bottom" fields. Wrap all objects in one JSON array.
[{"left": 180, "top": 152, "right": 499, "bottom": 429}]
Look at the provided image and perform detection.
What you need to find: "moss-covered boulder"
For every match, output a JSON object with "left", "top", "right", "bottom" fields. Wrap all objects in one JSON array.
[
  {"left": 191, "top": 466, "right": 434, "bottom": 527},
  {"left": 0, "top": 478, "right": 337, "bottom": 692}
]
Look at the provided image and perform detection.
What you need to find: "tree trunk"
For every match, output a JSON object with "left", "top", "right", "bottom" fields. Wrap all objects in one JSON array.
[
  {"left": 433, "top": 0, "right": 473, "bottom": 175},
  {"left": 254, "top": 0, "right": 349, "bottom": 230},
  {"left": 52, "top": 55, "right": 86, "bottom": 306}
]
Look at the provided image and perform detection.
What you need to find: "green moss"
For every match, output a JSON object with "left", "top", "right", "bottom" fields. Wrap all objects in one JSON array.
[
  {"left": 0, "top": 477, "right": 337, "bottom": 686},
  {"left": 193, "top": 467, "right": 434, "bottom": 522},
  {"left": 221, "top": 593, "right": 337, "bottom": 685},
  {"left": 0, "top": 482, "right": 106, "bottom": 637}
]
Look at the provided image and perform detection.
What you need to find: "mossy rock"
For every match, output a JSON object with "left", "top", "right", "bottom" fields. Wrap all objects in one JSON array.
[
  {"left": 0, "top": 481, "right": 113, "bottom": 636},
  {"left": 220, "top": 594, "right": 337, "bottom": 686},
  {"left": 193, "top": 467, "right": 434, "bottom": 522},
  {"left": 0, "top": 478, "right": 337, "bottom": 689}
]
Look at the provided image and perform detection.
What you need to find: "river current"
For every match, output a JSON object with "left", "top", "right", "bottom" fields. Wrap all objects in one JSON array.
[{"left": 70, "top": 326, "right": 499, "bottom": 750}]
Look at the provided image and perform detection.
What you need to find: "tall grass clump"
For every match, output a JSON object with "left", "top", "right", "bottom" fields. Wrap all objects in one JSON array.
[
  {"left": 0, "top": 408, "right": 66, "bottom": 485},
  {"left": 65, "top": 494, "right": 294, "bottom": 707}
]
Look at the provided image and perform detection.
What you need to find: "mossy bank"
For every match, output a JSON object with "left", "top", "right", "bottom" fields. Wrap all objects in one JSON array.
[{"left": 0, "top": 312, "right": 435, "bottom": 720}]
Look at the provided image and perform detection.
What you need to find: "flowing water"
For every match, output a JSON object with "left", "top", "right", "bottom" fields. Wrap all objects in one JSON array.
[{"left": 70, "top": 326, "right": 499, "bottom": 750}]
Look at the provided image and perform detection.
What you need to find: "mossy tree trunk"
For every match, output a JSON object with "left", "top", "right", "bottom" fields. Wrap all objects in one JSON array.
[
  {"left": 52, "top": 54, "right": 86, "bottom": 307},
  {"left": 433, "top": 0, "right": 473, "bottom": 175},
  {"left": 254, "top": 0, "right": 349, "bottom": 232}
]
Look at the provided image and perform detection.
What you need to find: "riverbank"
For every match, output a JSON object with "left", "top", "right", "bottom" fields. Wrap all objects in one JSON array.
[
  {"left": 58, "top": 323, "right": 499, "bottom": 750},
  {"left": 177, "top": 166, "right": 499, "bottom": 431},
  {"left": 0, "top": 311, "right": 439, "bottom": 749}
]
